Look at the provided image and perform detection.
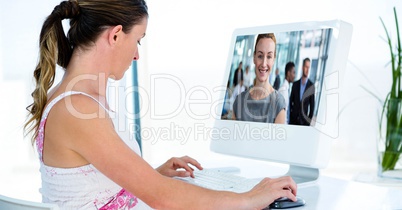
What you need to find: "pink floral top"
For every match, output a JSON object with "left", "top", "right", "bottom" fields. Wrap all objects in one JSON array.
[{"left": 36, "top": 91, "right": 151, "bottom": 210}]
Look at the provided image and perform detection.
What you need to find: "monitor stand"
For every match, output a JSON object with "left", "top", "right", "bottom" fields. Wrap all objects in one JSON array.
[{"left": 285, "top": 165, "right": 319, "bottom": 185}]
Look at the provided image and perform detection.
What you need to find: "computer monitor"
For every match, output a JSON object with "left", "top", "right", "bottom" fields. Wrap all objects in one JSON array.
[{"left": 210, "top": 20, "right": 353, "bottom": 184}]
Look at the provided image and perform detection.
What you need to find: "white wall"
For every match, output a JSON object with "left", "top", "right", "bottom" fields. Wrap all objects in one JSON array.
[{"left": 1, "top": 0, "right": 401, "bottom": 202}]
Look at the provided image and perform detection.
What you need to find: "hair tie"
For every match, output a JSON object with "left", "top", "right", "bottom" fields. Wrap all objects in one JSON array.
[{"left": 52, "top": 0, "right": 80, "bottom": 20}]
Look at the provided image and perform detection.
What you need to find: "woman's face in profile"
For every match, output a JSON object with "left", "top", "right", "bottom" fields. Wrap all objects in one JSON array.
[{"left": 253, "top": 38, "right": 275, "bottom": 83}]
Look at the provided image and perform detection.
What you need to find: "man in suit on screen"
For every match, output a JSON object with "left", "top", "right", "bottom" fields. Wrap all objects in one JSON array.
[{"left": 289, "top": 58, "right": 315, "bottom": 126}]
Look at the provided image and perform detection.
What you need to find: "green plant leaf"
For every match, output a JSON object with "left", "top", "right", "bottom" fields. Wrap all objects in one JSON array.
[
  {"left": 379, "top": 93, "right": 390, "bottom": 137},
  {"left": 380, "top": 15, "right": 397, "bottom": 98},
  {"left": 394, "top": 7, "right": 402, "bottom": 98},
  {"left": 379, "top": 7, "right": 402, "bottom": 172}
]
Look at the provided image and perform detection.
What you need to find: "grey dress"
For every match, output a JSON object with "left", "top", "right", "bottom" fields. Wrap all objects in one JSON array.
[{"left": 233, "top": 90, "right": 286, "bottom": 123}]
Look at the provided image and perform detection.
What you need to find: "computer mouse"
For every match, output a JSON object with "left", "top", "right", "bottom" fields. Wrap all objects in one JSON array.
[{"left": 264, "top": 196, "right": 306, "bottom": 209}]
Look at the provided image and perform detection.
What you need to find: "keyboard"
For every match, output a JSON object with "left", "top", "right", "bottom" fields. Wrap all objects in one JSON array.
[{"left": 175, "top": 169, "right": 262, "bottom": 193}]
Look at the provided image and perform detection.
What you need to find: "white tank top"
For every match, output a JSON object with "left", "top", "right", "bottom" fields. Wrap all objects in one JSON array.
[{"left": 36, "top": 91, "right": 152, "bottom": 209}]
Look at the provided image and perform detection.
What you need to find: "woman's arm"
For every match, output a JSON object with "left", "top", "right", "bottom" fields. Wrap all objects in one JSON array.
[
  {"left": 275, "top": 109, "right": 286, "bottom": 124},
  {"left": 56, "top": 95, "right": 296, "bottom": 209}
]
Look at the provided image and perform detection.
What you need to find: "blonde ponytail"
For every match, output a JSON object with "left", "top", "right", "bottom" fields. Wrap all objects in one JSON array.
[{"left": 24, "top": 1, "right": 78, "bottom": 143}]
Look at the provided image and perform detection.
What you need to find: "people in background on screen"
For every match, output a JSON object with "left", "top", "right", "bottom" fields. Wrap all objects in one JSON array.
[
  {"left": 289, "top": 58, "right": 315, "bottom": 126},
  {"left": 221, "top": 81, "right": 231, "bottom": 118},
  {"left": 232, "top": 33, "right": 286, "bottom": 123},
  {"left": 232, "top": 61, "right": 244, "bottom": 87},
  {"left": 230, "top": 74, "right": 246, "bottom": 110},
  {"left": 243, "top": 65, "right": 253, "bottom": 89},
  {"left": 24, "top": 1, "right": 297, "bottom": 209},
  {"left": 273, "top": 68, "right": 281, "bottom": 90},
  {"left": 278, "top": 62, "right": 296, "bottom": 124}
]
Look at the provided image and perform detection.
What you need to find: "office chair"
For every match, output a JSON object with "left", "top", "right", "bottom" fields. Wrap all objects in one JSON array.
[{"left": 0, "top": 194, "right": 59, "bottom": 210}]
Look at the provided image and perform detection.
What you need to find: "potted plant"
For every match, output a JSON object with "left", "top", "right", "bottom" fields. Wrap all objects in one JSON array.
[{"left": 378, "top": 7, "right": 402, "bottom": 178}]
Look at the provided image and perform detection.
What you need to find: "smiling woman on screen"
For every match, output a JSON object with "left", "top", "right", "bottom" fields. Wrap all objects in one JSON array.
[{"left": 232, "top": 33, "right": 286, "bottom": 124}]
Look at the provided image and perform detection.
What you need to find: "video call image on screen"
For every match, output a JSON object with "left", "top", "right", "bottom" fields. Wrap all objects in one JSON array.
[{"left": 221, "top": 28, "right": 332, "bottom": 127}]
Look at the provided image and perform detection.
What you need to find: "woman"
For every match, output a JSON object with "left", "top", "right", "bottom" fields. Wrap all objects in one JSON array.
[
  {"left": 25, "top": 1, "right": 296, "bottom": 209},
  {"left": 233, "top": 33, "right": 286, "bottom": 124}
]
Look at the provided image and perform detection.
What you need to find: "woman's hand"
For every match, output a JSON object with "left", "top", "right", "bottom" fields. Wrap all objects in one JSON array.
[
  {"left": 156, "top": 156, "right": 203, "bottom": 178},
  {"left": 245, "top": 176, "right": 297, "bottom": 209}
]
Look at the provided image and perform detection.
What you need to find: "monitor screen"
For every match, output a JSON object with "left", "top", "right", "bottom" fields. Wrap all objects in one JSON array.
[
  {"left": 210, "top": 20, "right": 353, "bottom": 184},
  {"left": 221, "top": 28, "right": 332, "bottom": 127}
]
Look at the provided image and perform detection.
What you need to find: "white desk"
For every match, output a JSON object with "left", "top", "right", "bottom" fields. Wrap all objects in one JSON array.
[
  {"left": 296, "top": 176, "right": 402, "bottom": 209},
  {"left": 168, "top": 153, "right": 402, "bottom": 210}
]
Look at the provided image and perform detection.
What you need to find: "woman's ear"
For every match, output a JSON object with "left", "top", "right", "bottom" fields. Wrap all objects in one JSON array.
[{"left": 108, "top": 25, "right": 123, "bottom": 45}]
